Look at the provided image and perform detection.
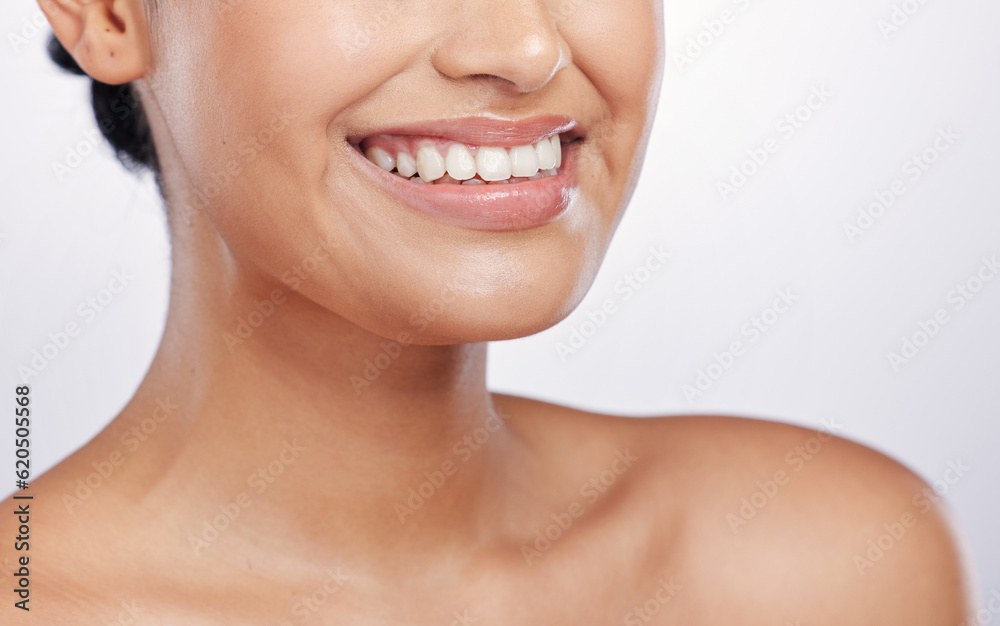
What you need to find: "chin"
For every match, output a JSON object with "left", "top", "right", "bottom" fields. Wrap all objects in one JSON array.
[
  {"left": 336, "top": 244, "right": 597, "bottom": 345},
  {"left": 413, "top": 288, "right": 595, "bottom": 345}
]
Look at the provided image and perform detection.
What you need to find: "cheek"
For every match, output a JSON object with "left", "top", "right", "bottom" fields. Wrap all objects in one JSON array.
[
  {"left": 566, "top": 0, "right": 663, "bottom": 104},
  {"left": 153, "top": 1, "right": 423, "bottom": 270},
  {"left": 564, "top": 0, "right": 663, "bottom": 185}
]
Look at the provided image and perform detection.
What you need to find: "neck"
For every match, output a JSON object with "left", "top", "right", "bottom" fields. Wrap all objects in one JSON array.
[{"left": 110, "top": 193, "right": 517, "bottom": 571}]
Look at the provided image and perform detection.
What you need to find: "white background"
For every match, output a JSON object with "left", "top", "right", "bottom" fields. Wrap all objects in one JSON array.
[{"left": 1, "top": 0, "right": 998, "bottom": 611}]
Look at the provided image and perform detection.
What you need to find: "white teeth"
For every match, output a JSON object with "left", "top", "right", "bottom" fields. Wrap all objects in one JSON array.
[
  {"left": 365, "top": 146, "right": 396, "bottom": 171},
  {"left": 445, "top": 144, "right": 477, "bottom": 181},
  {"left": 476, "top": 146, "right": 512, "bottom": 182},
  {"left": 535, "top": 138, "right": 556, "bottom": 171},
  {"left": 396, "top": 152, "right": 417, "bottom": 178},
  {"left": 509, "top": 145, "right": 539, "bottom": 178},
  {"left": 416, "top": 145, "right": 446, "bottom": 182},
  {"left": 363, "top": 133, "right": 565, "bottom": 184}
]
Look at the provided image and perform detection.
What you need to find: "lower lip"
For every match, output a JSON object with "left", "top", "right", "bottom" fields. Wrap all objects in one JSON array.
[{"left": 346, "top": 141, "right": 580, "bottom": 231}]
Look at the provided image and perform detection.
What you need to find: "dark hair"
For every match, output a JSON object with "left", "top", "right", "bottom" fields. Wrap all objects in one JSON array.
[{"left": 46, "top": 33, "right": 160, "bottom": 178}]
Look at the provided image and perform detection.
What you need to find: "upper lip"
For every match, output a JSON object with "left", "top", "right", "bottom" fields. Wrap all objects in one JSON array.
[{"left": 346, "top": 115, "right": 581, "bottom": 148}]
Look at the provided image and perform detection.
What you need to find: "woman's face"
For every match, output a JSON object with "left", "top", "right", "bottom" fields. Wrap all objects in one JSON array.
[{"left": 146, "top": 0, "right": 663, "bottom": 344}]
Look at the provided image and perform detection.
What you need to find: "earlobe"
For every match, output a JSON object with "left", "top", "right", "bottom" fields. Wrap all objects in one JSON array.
[{"left": 38, "top": 0, "right": 151, "bottom": 85}]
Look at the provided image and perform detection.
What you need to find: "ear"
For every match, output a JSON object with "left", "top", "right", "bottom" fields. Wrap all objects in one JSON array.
[{"left": 39, "top": 0, "right": 151, "bottom": 85}]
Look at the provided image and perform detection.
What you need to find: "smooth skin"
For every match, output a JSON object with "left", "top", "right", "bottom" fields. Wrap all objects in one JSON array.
[{"left": 2, "top": 0, "right": 972, "bottom": 623}]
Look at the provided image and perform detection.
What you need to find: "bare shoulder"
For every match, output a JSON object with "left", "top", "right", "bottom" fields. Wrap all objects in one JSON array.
[
  {"left": 0, "top": 449, "right": 166, "bottom": 624},
  {"left": 494, "top": 392, "right": 975, "bottom": 624},
  {"left": 0, "top": 501, "right": 102, "bottom": 624}
]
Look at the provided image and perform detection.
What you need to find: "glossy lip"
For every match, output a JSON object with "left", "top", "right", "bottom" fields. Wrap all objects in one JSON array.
[{"left": 345, "top": 116, "right": 582, "bottom": 232}]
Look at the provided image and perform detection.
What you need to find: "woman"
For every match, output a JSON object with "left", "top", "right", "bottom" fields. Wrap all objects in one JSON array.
[{"left": 3, "top": 0, "right": 971, "bottom": 623}]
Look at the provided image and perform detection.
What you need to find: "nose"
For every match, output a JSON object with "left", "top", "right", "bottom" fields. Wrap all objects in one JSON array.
[{"left": 430, "top": 0, "right": 570, "bottom": 94}]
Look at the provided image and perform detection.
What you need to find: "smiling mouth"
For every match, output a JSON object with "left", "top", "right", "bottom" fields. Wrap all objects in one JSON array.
[
  {"left": 351, "top": 133, "right": 571, "bottom": 185},
  {"left": 342, "top": 116, "right": 582, "bottom": 231}
]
